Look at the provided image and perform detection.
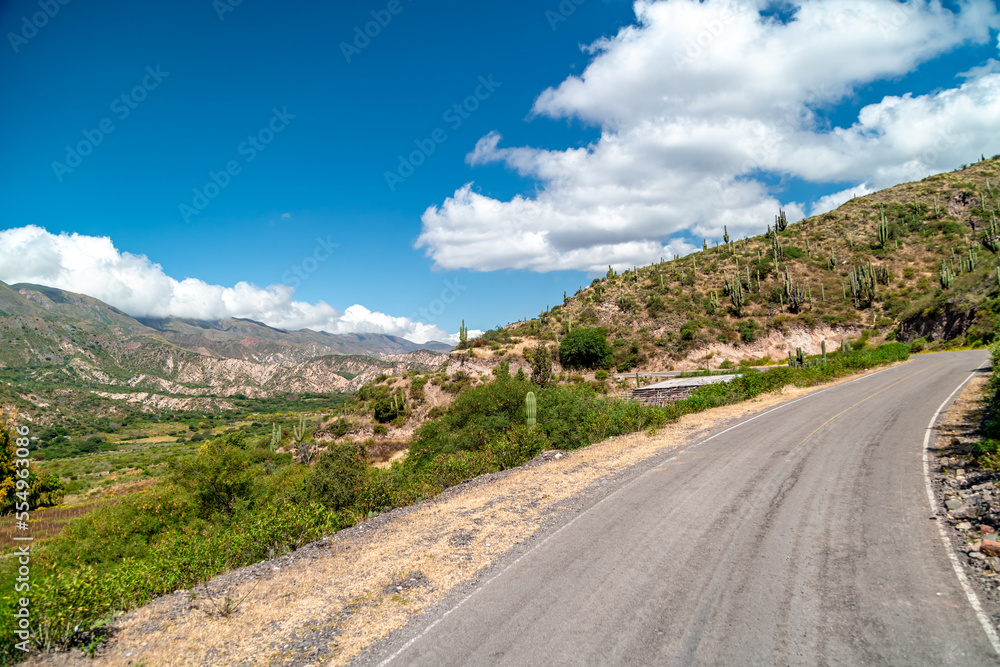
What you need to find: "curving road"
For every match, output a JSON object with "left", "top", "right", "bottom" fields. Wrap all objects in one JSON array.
[{"left": 370, "top": 350, "right": 996, "bottom": 666}]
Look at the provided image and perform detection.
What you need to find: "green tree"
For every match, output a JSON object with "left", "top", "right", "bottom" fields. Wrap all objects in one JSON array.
[
  {"left": 0, "top": 417, "right": 65, "bottom": 515},
  {"left": 559, "top": 328, "right": 613, "bottom": 370},
  {"left": 527, "top": 343, "right": 554, "bottom": 388},
  {"left": 169, "top": 432, "right": 255, "bottom": 517},
  {"left": 303, "top": 443, "right": 368, "bottom": 511}
]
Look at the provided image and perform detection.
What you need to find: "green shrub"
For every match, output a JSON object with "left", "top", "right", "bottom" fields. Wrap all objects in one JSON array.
[
  {"left": 559, "top": 328, "right": 613, "bottom": 370},
  {"left": 303, "top": 443, "right": 368, "bottom": 511},
  {"left": 168, "top": 436, "right": 256, "bottom": 517}
]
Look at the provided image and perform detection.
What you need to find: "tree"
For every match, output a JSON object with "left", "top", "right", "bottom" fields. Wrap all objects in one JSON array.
[
  {"left": 169, "top": 433, "right": 254, "bottom": 517},
  {"left": 527, "top": 343, "right": 554, "bottom": 388},
  {"left": 559, "top": 328, "right": 613, "bottom": 370},
  {"left": 0, "top": 413, "right": 65, "bottom": 515},
  {"left": 303, "top": 443, "right": 368, "bottom": 511}
]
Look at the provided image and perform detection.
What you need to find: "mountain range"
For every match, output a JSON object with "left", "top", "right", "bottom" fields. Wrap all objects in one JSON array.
[{"left": 0, "top": 280, "right": 450, "bottom": 417}]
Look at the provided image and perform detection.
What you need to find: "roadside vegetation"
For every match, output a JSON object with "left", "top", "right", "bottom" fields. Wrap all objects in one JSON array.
[{"left": 972, "top": 344, "right": 1000, "bottom": 467}]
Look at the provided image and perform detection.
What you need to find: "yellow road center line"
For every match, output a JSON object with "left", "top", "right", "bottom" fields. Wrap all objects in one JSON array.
[{"left": 789, "top": 366, "right": 932, "bottom": 455}]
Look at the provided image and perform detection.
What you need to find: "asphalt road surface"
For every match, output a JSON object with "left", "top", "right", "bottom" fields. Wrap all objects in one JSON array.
[{"left": 373, "top": 350, "right": 996, "bottom": 666}]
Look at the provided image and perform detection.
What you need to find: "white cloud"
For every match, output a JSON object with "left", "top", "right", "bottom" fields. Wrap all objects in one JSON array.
[
  {"left": 0, "top": 226, "right": 455, "bottom": 344},
  {"left": 417, "top": 0, "right": 1000, "bottom": 273},
  {"left": 810, "top": 184, "right": 876, "bottom": 217}
]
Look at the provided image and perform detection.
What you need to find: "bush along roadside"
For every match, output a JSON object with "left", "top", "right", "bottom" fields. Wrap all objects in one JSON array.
[
  {"left": 0, "top": 342, "right": 911, "bottom": 663},
  {"left": 972, "top": 344, "right": 1000, "bottom": 467}
]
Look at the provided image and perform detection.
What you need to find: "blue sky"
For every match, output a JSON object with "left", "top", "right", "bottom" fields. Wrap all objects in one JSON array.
[{"left": 1, "top": 0, "right": 998, "bottom": 343}]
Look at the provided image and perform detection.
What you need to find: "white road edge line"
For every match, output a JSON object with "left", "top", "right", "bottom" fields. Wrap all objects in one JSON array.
[
  {"left": 376, "top": 363, "right": 902, "bottom": 665},
  {"left": 921, "top": 366, "right": 1000, "bottom": 655}
]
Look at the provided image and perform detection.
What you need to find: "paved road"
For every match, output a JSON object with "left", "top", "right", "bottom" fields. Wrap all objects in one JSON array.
[{"left": 373, "top": 351, "right": 996, "bottom": 666}]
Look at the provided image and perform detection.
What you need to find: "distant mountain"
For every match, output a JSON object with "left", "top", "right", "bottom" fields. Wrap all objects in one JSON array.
[{"left": 0, "top": 281, "right": 449, "bottom": 418}]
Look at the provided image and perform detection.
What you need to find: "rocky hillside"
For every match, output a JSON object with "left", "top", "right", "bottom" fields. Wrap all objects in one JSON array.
[
  {"left": 469, "top": 157, "right": 1000, "bottom": 372},
  {"left": 0, "top": 281, "right": 448, "bottom": 417}
]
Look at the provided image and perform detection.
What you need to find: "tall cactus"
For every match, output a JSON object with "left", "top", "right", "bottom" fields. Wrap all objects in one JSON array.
[
  {"left": 459, "top": 320, "right": 468, "bottom": 346},
  {"left": 940, "top": 262, "right": 955, "bottom": 290},
  {"left": 723, "top": 225, "right": 731, "bottom": 245},
  {"left": 822, "top": 340, "right": 827, "bottom": 366},
  {"left": 525, "top": 391, "right": 537, "bottom": 429},
  {"left": 876, "top": 207, "right": 890, "bottom": 249},
  {"left": 783, "top": 271, "right": 805, "bottom": 313},
  {"left": 984, "top": 212, "right": 999, "bottom": 253},
  {"left": 292, "top": 415, "right": 307, "bottom": 444},
  {"left": 848, "top": 263, "right": 877, "bottom": 307},
  {"left": 775, "top": 208, "right": 788, "bottom": 232},
  {"left": 270, "top": 423, "right": 282, "bottom": 451},
  {"left": 730, "top": 276, "right": 745, "bottom": 315}
]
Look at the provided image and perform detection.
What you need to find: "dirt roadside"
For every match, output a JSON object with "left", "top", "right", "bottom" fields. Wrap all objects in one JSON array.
[
  {"left": 927, "top": 368, "right": 1000, "bottom": 629},
  {"left": 24, "top": 367, "right": 915, "bottom": 667}
]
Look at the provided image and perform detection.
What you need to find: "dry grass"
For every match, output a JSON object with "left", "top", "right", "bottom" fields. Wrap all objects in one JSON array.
[
  {"left": 0, "top": 503, "right": 99, "bottom": 555},
  {"left": 22, "top": 374, "right": 865, "bottom": 667}
]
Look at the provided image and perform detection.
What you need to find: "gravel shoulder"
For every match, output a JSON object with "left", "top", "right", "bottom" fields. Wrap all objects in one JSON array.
[
  {"left": 927, "top": 366, "right": 1000, "bottom": 630},
  {"left": 23, "top": 369, "right": 910, "bottom": 667}
]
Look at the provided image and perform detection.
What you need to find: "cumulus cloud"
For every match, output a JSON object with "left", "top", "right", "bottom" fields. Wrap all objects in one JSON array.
[
  {"left": 0, "top": 226, "right": 456, "bottom": 344},
  {"left": 417, "top": 0, "right": 1000, "bottom": 273}
]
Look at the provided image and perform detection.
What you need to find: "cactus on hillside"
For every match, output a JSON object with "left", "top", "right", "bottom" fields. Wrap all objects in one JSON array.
[
  {"left": 525, "top": 391, "right": 537, "bottom": 428},
  {"left": 292, "top": 414, "right": 307, "bottom": 444},
  {"left": 822, "top": 340, "right": 827, "bottom": 366},
  {"left": 775, "top": 208, "right": 788, "bottom": 232},
  {"left": 723, "top": 226, "right": 730, "bottom": 245},
  {"left": 876, "top": 207, "right": 890, "bottom": 249},
  {"left": 848, "top": 263, "right": 878, "bottom": 307},
  {"left": 459, "top": 320, "right": 468, "bottom": 346},
  {"left": 730, "top": 277, "right": 745, "bottom": 315},
  {"left": 270, "top": 423, "right": 282, "bottom": 451},
  {"left": 984, "top": 212, "right": 999, "bottom": 253},
  {"left": 940, "top": 262, "right": 955, "bottom": 290},
  {"left": 782, "top": 271, "right": 806, "bottom": 313}
]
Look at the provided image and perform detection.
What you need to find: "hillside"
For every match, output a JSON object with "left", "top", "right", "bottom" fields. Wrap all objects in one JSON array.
[
  {"left": 0, "top": 282, "right": 449, "bottom": 421},
  {"left": 469, "top": 157, "right": 1000, "bottom": 372}
]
